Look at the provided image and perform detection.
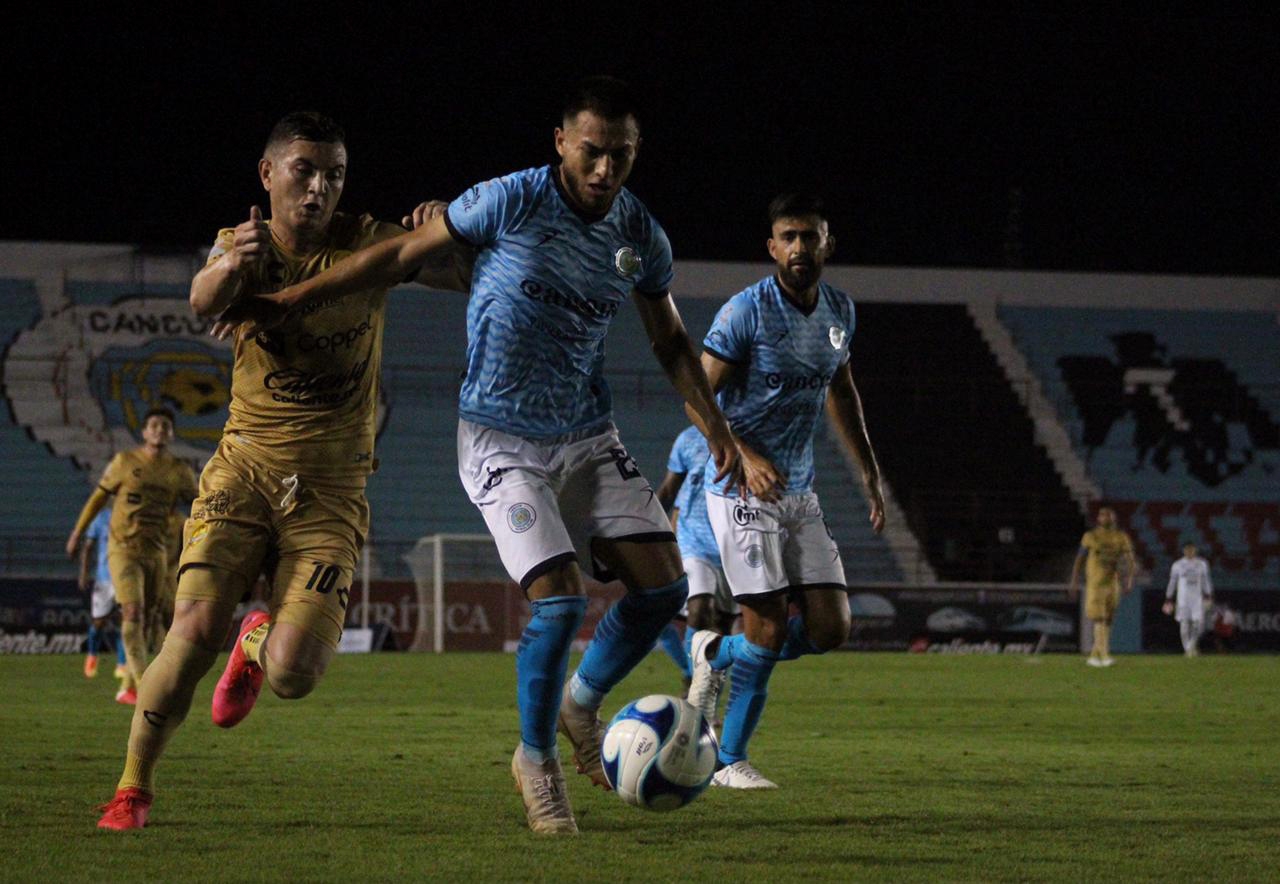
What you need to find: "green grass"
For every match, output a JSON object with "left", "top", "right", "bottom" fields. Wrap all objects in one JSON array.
[{"left": 3, "top": 652, "right": 1279, "bottom": 882}]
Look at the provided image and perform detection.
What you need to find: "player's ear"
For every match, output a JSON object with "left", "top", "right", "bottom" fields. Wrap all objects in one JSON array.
[
  {"left": 258, "top": 157, "right": 272, "bottom": 192},
  {"left": 766, "top": 237, "right": 779, "bottom": 262},
  {"left": 824, "top": 233, "right": 836, "bottom": 260},
  {"left": 554, "top": 127, "right": 567, "bottom": 159}
]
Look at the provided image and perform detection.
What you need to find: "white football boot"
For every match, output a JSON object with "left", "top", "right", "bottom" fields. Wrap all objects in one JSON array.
[
  {"left": 511, "top": 745, "right": 578, "bottom": 835},
  {"left": 686, "top": 629, "right": 727, "bottom": 733},
  {"left": 556, "top": 682, "right": 609, "bottom": 789},
  {"left": 712, "top": 760, "right": 778, "bottom": 790}
]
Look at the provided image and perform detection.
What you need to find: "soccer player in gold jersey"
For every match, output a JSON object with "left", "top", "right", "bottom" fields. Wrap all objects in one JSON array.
[
  {"left": 96, "top": 111, "right": 469, "bottom": 830},
  {"left": 67, "top": 408, "right": 197, "bottom": 705},
  {"left": 1068, "top": 506, "right": 1136, "bottom": 667}
]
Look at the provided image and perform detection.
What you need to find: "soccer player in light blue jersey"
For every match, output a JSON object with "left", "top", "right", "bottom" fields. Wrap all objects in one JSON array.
[
  {"left": 687, "top": 193, "right": 886, "bottom": 790},
  {"left": 79, "top": 507, "right": 130, "bottom": 696},
  {"left": 259, "top": 77, "right": 757, "bottom": 834},
  {"left": 656, "top": 427, "right": 739, "bottom": 679}
]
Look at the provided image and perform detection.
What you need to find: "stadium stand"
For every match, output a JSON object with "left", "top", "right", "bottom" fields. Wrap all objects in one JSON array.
[
  {"left": 848, "top": 302, "right": 1086, "bottom": 582},
  {"left": 999, "top": 305, "right": 1280, "bottom": 588}
]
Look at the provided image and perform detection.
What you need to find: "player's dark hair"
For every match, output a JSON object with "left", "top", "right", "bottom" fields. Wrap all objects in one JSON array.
[
  {"left": 265, "top": 111, "right": 345, "bottom": 154},
  {"left": 143, "top": 407, "right": 176, "bottom": 425},
  {"left": 562, "top": 76, "right": 641, "bottom": 128},
  {"left": 768, "top": 193, "right": 827, "bottom": 225}
]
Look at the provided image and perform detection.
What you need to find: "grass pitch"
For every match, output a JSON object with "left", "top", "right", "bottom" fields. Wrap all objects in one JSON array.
[{"left": 3, "top": 651, "right": 1278, "bottom": 882}]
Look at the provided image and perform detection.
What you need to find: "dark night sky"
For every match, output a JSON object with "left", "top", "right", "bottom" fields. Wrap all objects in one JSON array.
[{"left": 5, "top": 8, "right": 1277, "bottom": 275}]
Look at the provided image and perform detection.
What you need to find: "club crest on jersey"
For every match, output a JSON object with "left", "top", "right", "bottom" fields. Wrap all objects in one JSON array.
[
  {"left": 613, "top": 247, "right": 642, "bottom": 279},
  {"left": 829, "top": 326, "right": 847, "bottom": 350},
  {"left": 507, "top": 503, "right": 537, "bottom": 533}
]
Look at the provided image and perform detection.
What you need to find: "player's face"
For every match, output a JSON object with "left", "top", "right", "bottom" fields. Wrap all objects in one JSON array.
[
  {"left": 555, "top": 111, "right": 639, "bottom": 215},
  {"left": 768, "top": 215, "right": 833, "bottom": 295},
  {"left": 1096, "top": 507, "right": 1116, "bottom": 529},
  {"left": 142, "top": 415, "right": 174, "bottom": 448},
  {"left": 1183, "top": 543, "right": 1197, "bottom": 558},
  {"left": 261, "top": 139, "right": 347, "bottom": 234}
]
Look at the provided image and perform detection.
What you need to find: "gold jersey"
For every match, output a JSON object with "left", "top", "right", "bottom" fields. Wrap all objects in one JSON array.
[
  {"left": 98, "top": 448, "right": 198, "bottom": 553},
  {"left": 206, "top": 212, "right": 400, "bottom": 480},
  {"left": 1081, "top": 527, "right": 1134, "bottom": 591}
]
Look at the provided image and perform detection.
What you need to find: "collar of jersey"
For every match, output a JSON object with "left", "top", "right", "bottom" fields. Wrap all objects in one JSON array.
[
  {"left": 772, "top": 274, "right": 821, "bottom": 317},
  {"left": 550, "top": 164, "right": 611, "bottom": 225}
]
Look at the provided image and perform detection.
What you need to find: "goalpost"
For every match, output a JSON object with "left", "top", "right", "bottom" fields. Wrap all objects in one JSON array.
[{"left": 402, "top": 533, "right": 505, "bottom": 653}]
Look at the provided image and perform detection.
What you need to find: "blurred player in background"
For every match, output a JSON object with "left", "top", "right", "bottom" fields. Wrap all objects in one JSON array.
[
  {"left": 1068, "top": 506, "right": 1135, "bottom": 667},
  {"left": 66, "top": 408, "right": 197, "bottom": 704},
  {"left": 687, "top": 194, "right": 885, "bottom": 790},
  {"left": 253, "top": 78, "right": 752, "bottom": 835},
  {"left": 1163, "top": 540, "right": 1213, "bottom": 656},
  {"left": 79, "top": 506, "right": 130, "bottom": 696},
  {"left": 95, "top": 111, "right": 470, "bottom": 831},
  {"left": 656, "top": 425, "right": 739, "bottom": 702}
]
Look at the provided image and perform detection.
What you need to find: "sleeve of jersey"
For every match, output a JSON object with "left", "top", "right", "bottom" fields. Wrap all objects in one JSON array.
[
  {"left": 634, "top": 219, "right": 674, "bottom": 299},
  {"left": 204, "top": 229, "right": 236, "bottom": 266},
  {"left": 702, "top": 294, "right": 755, "bottom": 365},
  {"left": 98, "top": 454, "right": 124, "bottom": 494},
  {"left": 444, "top": 177, "right": 518, "bottom": 248},
  {"left": 667, "top": 437, "right": 688, "bottom": 474}
]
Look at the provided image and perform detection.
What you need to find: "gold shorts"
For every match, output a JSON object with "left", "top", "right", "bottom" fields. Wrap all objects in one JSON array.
[
  {"left": 108, "top": 545, "right": 169, "bottom": 610},
  {"left": 177, "top": 438, "right": 369, "bottom": 649},
  {"left": 1085, "top": 584, "right": 1120, "bottom": 622}
]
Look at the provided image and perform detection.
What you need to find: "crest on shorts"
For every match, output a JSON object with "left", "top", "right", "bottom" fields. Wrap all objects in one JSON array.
[
  {"left": 745, "top": 545, "right": 764, "bottom": 569},
  {"left": 828, "top": 326, "right": 847, "bottom": 350},
  {"left": 613, "top": 247, "right": 642, "bottom": 279},
  {"left": 507, "top": 503, "right": 537, "bottom": 534}
]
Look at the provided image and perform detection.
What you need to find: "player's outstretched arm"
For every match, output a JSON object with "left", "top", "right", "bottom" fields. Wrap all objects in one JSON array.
[
  {"left": 67, "top": 487, "right": 110, "bottom": 558},
  {"left": 263, "top": 214, "right": 456, "bottom": 310},
  {"left": 826, "top": 364, "right": 885, "bottom": 533},
  {"left": 633, "top": 292, "right": 747, "bottom": 489},
  {"left": 401, "top": 200, "right": 474, "bottom": 294}
]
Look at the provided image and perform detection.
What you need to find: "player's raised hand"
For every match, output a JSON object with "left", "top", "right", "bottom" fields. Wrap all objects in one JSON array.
[
  {"left": 230, "top": 205, "right": 271, "bottom": 270},
  {"left": 864, "top": 477, "right": 886, "bottom": 534},
  {"left": 402, "top": 200, "right": 450, "bottom": 229}
]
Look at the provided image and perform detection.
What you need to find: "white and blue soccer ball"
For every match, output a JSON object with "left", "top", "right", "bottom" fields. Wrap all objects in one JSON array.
[{"left": 601, "top": 694, "right": 718, "bottom": 812}]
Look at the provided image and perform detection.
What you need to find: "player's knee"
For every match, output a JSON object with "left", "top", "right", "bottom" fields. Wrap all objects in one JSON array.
[
  {"left": 807, "top": 615, "right": 851, "bottom": 653},
  {"left": 686, "top": 597, "right": 717, "bottom": 631},
  {"left": 265, "top": 663, "right": 322, "bottom": 700}
]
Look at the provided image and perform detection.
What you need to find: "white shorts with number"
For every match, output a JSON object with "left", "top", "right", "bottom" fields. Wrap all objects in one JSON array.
[
  {"left": 458, "top": 419, "right": 673, "bottom": 590},
  {"left": 90, "top": 579, "right": 118, "bottom": 620},
  {"left": 683, "top": 556, "right": 739, "bottom": 615},
  {"left": 706, "top": 491, "right": 846, "bottom": 599}
]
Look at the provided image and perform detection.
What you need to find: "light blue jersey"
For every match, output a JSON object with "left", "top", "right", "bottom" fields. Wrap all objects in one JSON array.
[
  {"left": 87, "top": 508, "right": 112, "bottom": 586},
  {"left": 702, "top": 276, "right": 854, "bottom": 496},
  {"left": 667, "top": 427, "right": 720, "bottom": 565},
  {"left": 445, "top": 166, "right": 674, "bottom": 438}
]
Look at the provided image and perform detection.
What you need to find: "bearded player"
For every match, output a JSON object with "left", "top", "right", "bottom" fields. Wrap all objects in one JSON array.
[{"left": 95, "top": 111, "right": 470, "bottom": 829}]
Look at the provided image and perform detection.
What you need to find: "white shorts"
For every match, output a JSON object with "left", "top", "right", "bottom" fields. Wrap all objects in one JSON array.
[
  {"left": 706, "top": 491, "right": 846, "bottom": 599},
  {"left": 90, "top": 579, "right": 117, "bottom": 620},
  {"left": 458, "top": 419, "right": 673, "bottom": 590},
  {"left": 683, "top": 556, "right": 739, "bottom": 616}
]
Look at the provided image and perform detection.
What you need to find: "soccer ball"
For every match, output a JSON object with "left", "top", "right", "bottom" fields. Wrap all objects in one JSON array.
[{"left": 601, "top": 694, "right": 718, "bottom": 812}]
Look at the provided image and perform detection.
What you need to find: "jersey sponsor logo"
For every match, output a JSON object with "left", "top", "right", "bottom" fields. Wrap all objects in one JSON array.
[
  {"left": 263, "top": 351, "right": 371, "bottom": 408},
  {"left": 764, "top": 371, "right": 834, "bottom": 391},
  {"left": 828, "top": 326, "right": 847, "bottom": 350},
  {"left": 507, "top": 503, "right": 536, "bottom": 533},
  {"left": 519, "top": 278, "right": 619, "bottom": 321},
  {"left": 297, "top": 316, "right": 373, "bottom": 352},
  {"left": 460, "top": 185, "right": 482, "bottom": 213},
  {"left": 745, "top": 544, "right": 764, "bottom": 568},
  {"left": 3, "top": 295, "right": 230, "bottom": 476},
  {"left": 613, "top": 247, "right": 642, "bottom": 279},
  {"left": 733, "top": 504, "right": 758, "bottom": 526}
]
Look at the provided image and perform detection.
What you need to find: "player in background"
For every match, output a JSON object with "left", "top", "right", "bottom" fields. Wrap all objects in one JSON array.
[
  {"left": 1163, "top": 541, "right": 1213, "bottom": 656},
  {"left": 687, "top": 194, "right": 885, "bottom": 789},
  {"left": 67, "top": 408, "right": 197, "bottom": 706},
  {"left": 1068, "top": 506, "right": 1136, "bottom": 667},
  {"left": 655, "top": 425, "right": 739, "bottom": 703},
  {"left": 94, "top": 111, "right": 470, "bottom": 830},
  {"left": 253, "top": 78, "right": 755, "bottom": 835},
  {"left": 79, "top": 506, "right": 130, "bottom": 695}
]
